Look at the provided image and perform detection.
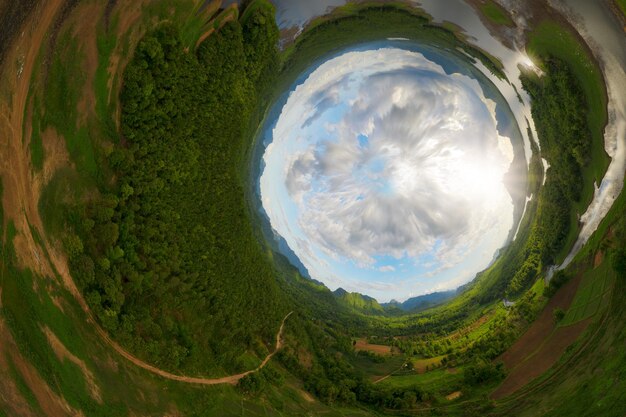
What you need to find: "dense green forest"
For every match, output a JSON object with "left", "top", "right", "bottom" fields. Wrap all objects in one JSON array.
[
  {"left": 52, "top": 1, "right": 602, "bottom": 411},
  {"left": 65, "top": 2, "right": 288, "bottom": 375},
  {"left": 506, "top": 58, "right": 594, "bottom": 294}
]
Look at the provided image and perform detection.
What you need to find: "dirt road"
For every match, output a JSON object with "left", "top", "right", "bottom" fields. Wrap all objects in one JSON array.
[
  {"left": 0, "top": 0, "right": 292, "bottom": 388},
  {"left": 93, "top": 311, "right": 294, "bottom": 385}
]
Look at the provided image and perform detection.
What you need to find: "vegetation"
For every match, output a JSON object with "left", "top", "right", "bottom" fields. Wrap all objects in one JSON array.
[
  {"left": 616, "top": 0, "right": 626, "bottom": 17},
  {"left": 2, "top": 0, "right": 625, "bottom": 416},
  {"left": 60, "top": 2, "right": 288, "bottom": 375},
  {"left": 479, "top": 1, "right": 514, "bottom": 26},
  {"left": 504, "top": 57, "right": 599, "bottom": 295},
  {"left": 527, "top": 21, "right": 610, "bottom": 263}
]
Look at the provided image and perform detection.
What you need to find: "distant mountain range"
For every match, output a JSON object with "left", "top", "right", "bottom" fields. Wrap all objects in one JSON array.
[
  {"left": 332, "top": 288, "right": 385, "bottom": 314},
  {"left": 332, "top": 288, "right": 458, "bottom": 315},
  {"left": 381, "top": 290, "right": 457, "bottom": 312}
]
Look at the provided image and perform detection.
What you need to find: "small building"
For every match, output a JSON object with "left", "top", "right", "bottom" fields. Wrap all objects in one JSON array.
[{"left": 503, "top": 299, "right": 515, "bottom": 308}]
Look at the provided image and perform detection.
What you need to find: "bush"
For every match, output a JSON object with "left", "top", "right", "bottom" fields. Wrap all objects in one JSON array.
[
  {"left": 553, "top": 308, "right": 565, "bottom": 323},
  {"left": 463, "top": 360, "right": 506, "bottom": 386},
  {"left": 611, "top": 249, "right": 626, "bottom": 277},
  {"left": 544, "top": 270, "right": 572, "bottom": 297}
]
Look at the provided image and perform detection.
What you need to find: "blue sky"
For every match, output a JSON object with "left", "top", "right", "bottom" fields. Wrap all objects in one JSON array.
[{"left": 259, "top": 47, "right": 516, "bottom": 302}]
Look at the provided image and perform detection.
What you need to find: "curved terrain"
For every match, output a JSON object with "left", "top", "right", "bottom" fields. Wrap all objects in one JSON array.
[{"left": 0, "top": 1, "right": 625, "bottom": 416}]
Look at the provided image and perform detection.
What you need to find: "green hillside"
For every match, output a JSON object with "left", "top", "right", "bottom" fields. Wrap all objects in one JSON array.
[{"left": 0, "top": 0, "right": 624, "bottom": 416}]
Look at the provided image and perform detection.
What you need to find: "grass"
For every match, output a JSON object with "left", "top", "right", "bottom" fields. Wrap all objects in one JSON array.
[
  {"left": 379, "top": 366, "right": 467, "bottom": 401},
  {"left": 41, "top": 31, "right": 98, "bottom": 179},
  {"left": 560, "top": 260, "right": 614, "bottom": 326},
  {"left": 352, "top": 354, "right": 406, "bottom": 380},
  {"left": 412, "top": 355, "right": 445, "bottom": 371},
  {"left": 479, "top": 1, "right": 514, "bottom": 26},
  {"left": 494, "top": 267, "right": 626, "bottom": 417},
  {"left": 616, "top": 0, "right": 626, "bottom": 17},
  {"left": 94, "top": 29, "right": 118, "bottom": 144},
  {"left": 38, "top": 168, "right": 92, "bottom": 238},
  {"left": 527, "top": 21, "right": 610, "bottom": 264},
  {"left": 29, "top": 117, "right": 44, "bottom": 170},
  {"left": 6, "top": 359, "right": 43, "bottom": 414}
]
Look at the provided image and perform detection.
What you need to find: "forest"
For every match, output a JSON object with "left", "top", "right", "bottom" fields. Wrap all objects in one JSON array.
[
  {"left": 64, "top": 1, "right": 289, "bottom": 375},
  {"left": 57, "top": 1, "right": 601, "bottom": 410}
]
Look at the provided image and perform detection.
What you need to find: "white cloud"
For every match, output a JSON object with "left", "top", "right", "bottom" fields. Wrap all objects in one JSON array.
[{"left": 260, "top": 47, "right": 516, "bottom": 300}]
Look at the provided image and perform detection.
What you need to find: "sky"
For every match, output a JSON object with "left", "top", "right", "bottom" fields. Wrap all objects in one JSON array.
[{"left": 259, "top": 47, "right": 515, "bottom": 302}]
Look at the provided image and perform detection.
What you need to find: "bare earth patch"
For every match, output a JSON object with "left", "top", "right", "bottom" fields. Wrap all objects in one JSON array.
[
  {"left": 42, "top": 326, "right": 103, "bottom": 403},
  {"left": 492, "top": 318, "right": 591, "bottom": 399},
  {"left": 71, "top": 2, "right": 104, "bottom": 126},
  {"left": 445, "top": 391, "right": 462, "bottom": 401},
  {"left": 0, "top": 323, "right": 36, "bottom": 417},
  {"left": 594, "top": 250, "right": 604, "bottom": 268},
  {"left": 498, "top": 271, "right": 582, "bottom": 368},
  {"left": 354, "top": 339, "right": 394, "bottom": 356},
  {"left": 299, "top": 389, "right": 315, "bottom": 403},
  {"left": 0, "top": 319, "right": 84, "bottom": 417},
  {"left": 448, "top": 312, "right": 494, "bottom": 341},
  {"left": 413, "top": 356, "right": 444, "bottom": 374},
  {"left": 492, "top": 272, "right": 590, "bottom": 400},
  {"left": 33, "top": 127, "right": 71, "bottom": 198}
]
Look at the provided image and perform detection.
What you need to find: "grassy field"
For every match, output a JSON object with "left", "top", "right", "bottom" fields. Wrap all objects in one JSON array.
[
  {"left": 494, "top": 269, "right": 626, "bottom": 417},
  {"left": 479, "top": 1, "right": 514, "bottom": 26},
  {"left": 380, "top": 367, "right": 463, "bottom": 391},
  {"left": 560, "top": 252, "right": 615, "bottom": 326},
  {"left": 526, "top": 21, "right": 610, "bottom": 264},
  {"left": 352, "top": 354, "right": 406, "bottom": 380},
  {"left": 3, "top": 0, "right": 625, "bottom": 415}
]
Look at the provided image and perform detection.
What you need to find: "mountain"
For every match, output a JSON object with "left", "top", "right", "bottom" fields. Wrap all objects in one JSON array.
[
  {"left": 332, "top": 288, "right": 385, "bottom": 314},
  {"left": 382, "top": 290, "right": 457, "bottom": 312}
]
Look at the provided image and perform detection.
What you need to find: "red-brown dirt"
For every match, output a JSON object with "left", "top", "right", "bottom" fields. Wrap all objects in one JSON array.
[
  {"left": 498, "top": 272, "right": 582, "bottom": 368},
  {"left": 492, "top": 272, "right": 590, "bottom": 399},
  {"left": 354, "top": 338, "right": 394, "bottom": 355},
  {"left": 492, "top": 318, "right": 591, "bottom": 399}
]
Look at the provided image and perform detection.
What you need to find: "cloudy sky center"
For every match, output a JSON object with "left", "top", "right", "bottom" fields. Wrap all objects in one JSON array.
[{"left": 260, "top": 47, "right": 516, "bottom": 302}]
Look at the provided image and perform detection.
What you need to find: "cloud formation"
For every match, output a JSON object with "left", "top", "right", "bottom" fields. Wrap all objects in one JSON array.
[{"left": 260, "top": 47, "right": 515, "bottom": 301}]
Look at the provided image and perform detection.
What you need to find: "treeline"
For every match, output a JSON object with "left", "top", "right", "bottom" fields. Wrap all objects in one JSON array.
[
  {"left": 66, "top": 1, "right": 288, "bottom": 374},
  {"left": 278, "top": 316, "right": 435, "bottom": 410},
  {"left": 505, "top": 57, "right": 593, "bottom": 295}
]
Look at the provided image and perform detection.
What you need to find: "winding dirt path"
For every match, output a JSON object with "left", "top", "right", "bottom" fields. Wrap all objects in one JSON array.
[
  {"left": 0, "top": 0, "right": 292, "bottom": 389},
  {"left": 91, "top": 310, "right": 293, "bottom": 385}
]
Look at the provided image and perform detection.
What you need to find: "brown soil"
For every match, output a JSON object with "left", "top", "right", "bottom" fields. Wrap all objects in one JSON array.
[
  {"left": 0, "top": 0, "right": 63, "bottom": 278},
  {"left": 498, "top": 271, "right": 583, "bottom": 368},
  {"left": 445, "top": 391, "right": 462, "bottom": 401},
  {"left": 0, "top": 319, "right": 83, "bottom": 417},
  {"left": 0, "top": 1, "right": 89, "bottom": 412},
  {"left": 199, "top": 0, "right": 222, "bottom": 21},
  {"left": 354, "top": 339, "right": 394, "bottom": 355},
  {"left": 0, "top": 331, "right": 36, "bottom": 417},
  {"left": 413, "top": 356, "right": 444, "bottom": 374},
  {"left": 195, "top": 28, "right": 215, "bottom": 49},
  {"left": 105, "top": 0, "right": 149, "bottom": 129},
  {"left": 299, "top": 389, "right": 315, "bottom": 403},
  {"left": 71, "top": 3, "right": 103, "bottom": 126},
  {"left": 448, "top": 312, "right": 494, "bottom": 341},
  {"left": 279, "top": 26, "right": 300, "bottom": 49},
  {"left": 0, "top": 0, "right": 288, "bottom": 391},
  {"left": 34, "top": 126, "right": 71, "bottom": 196},
  {"left": 492, "top": 318, "right": 592, "bottom": 399},
  {"left": 594, "top": 250, "right": 604, "bottom": 268},
  {"left": 491, "top": 271, "right": 590, "bottom": 400},
  {"left": 42, "top": 326, "right": 103, "bottom": 403}
]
